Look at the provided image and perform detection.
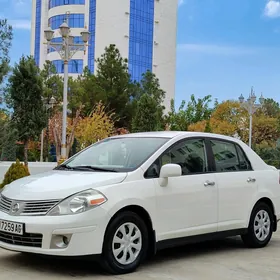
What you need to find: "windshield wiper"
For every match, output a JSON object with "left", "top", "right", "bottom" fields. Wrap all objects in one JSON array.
[
  {"left": 54, "top": 164, "right": 73, "bottom": 170},
  {"left": 69, "top": 165, "right": 117, "bottom": 172}
]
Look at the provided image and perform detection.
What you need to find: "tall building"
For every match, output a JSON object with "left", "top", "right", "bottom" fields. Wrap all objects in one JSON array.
[{"left": 31, "top": 0, "right": 178, "bottom": 109}]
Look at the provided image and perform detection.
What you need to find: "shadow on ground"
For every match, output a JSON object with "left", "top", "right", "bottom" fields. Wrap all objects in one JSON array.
[{"left": 0, "top": 237, "right": 266, "bottom": 277}]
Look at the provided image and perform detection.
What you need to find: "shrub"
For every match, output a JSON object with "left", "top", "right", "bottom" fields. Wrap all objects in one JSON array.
[{"left": 0, "top": 159, "right": 30, "bottom": 188}]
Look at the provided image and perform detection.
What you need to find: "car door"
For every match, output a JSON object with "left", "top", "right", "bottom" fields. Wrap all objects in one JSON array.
[
  {"left": 208, "top": 138, "right": 258, "bottom": 231},
  {"left": 145, "top": 138, "right": 218, "bottom": 241}
]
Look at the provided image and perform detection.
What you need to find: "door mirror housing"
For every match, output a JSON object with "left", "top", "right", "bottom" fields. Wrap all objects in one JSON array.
[
  {"left": 160, "top": 164, "right": 182, "bottom": 179},
  {"left": 159, "top": 164, "right": 182, "bottom": 187}
]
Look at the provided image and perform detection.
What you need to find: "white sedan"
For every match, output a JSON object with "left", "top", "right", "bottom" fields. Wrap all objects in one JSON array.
[{"left": 0, "top": 131, "right": 279, "bottom": 274}]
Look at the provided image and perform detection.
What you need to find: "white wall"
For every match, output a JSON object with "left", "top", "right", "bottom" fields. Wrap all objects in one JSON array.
[
  {"left": 30, "top": 0, "right": 36, "bottom": 56},
  {"left": 48, "top": 5, "right": 85, "bottom": 18},
  {"left": 153, "top": 0, "right": 178, "bottom": 112},
  {"left": 0, "top": 162, "right": 57, "bottom": 182},
  {"left": 94, "top": 0, "right": 130, "bottom": 66}
]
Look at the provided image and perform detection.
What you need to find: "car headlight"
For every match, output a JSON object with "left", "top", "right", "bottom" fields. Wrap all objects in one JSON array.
[{"left": 47, "top": 189, "right": 107, "bottom": 216}]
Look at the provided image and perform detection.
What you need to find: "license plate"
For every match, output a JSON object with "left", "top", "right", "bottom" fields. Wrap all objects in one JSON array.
[{"left": 0, "top": 220, "right": 23, "bottom": 235}]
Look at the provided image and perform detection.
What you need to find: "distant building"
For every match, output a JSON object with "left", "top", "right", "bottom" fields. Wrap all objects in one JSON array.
[{"left": 30, "top": 0, "right": 178, "bottom": 109}]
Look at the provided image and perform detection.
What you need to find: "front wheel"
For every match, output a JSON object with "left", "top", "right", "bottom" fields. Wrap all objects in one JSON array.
[
  {"left": 101, "top": 211, "right": 149, "bottom": 274},
  {"left": 242, "top": 202, "right": 274, "bottom": 248}
]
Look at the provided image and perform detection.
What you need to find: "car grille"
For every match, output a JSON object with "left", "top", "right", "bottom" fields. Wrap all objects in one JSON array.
[
  {"left": 0, "top": 195, "right": 60, "bottom": 216},
  {"left": 0, "top": 195, "right": 12, "bottom": 213},
  {"left": 0, "top": 231, "right": 42, "bottom": 247},
  {"left": 22, "top": 200, "right": 60, "bottom": 215}
]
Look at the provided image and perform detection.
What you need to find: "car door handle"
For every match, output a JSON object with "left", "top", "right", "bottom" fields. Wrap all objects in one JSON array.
[
  {"left": 247, "top": 177, "right": 256, "bottom": 183},
  {"left": 204, "top": 181, "right": 215, "bottom": 187}
]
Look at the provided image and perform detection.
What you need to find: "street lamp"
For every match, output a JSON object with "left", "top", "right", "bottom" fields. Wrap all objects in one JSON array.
[
  {"left": 238, "top": 87, "right": 264, "bottom": 148},
  {"left": 40, "top": 96, "right": 57, "bottom": 162},
  {"left": 44, "top": 14, "right": 90, "bottom": 160}
]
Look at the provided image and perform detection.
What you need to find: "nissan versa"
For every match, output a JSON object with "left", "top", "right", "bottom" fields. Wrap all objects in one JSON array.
[{"left": 0, "top": 131, "right": 280, "bottom": 274}]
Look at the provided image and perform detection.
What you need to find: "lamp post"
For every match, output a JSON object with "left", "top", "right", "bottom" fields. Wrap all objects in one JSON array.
[
  {"left": 40, "top": 96, "right": 57, "bottom": 162},
  {"left": 239, "top": 87, "right": 264, "bottom": 148},
  {"left": 44, "top": 14, "right": 90, "bottom": 160}
]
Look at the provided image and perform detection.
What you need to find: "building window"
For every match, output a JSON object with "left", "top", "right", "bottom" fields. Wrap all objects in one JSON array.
[
  {"left": 52, "top": 59, "right": 83, "bottom": 73},
  {"left": 49, "top": 0, "right": 85, "bottom": 10},
  {"left": 48, "top": 36, "right": 83, "bottom": 53},
  {"left": 88, "top": 0, "right": 96, "bottom": 73},
  {"left": 34, "top": 0, "right": 42, "bottom": 66},
  {"left": 129, "top": 0, "right": 154, "bottom": 82},
  {"left": 48, "top": 14, "right": 84, "bottom": 30}
]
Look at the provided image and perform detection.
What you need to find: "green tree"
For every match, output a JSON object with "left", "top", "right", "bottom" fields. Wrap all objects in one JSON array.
[
  {"left": 261, "top": 98, "right": 280, "bottom": 118},
  {"left": 187, "top": 94, "right": 213, "bottom": 123},
  {"left": 131, "top": 71, "right": 166, "bottom": 132},
  {"left": 0, "top": 19, "right": 13, "bottom": 85},
  {"left": 40, "top": 60, "right": 63, "bottom": 161},
  {"left": 166, "top": 94, "right": 213, "bottom": 131},
  {"left": 94, "top": 44, "right": 135, "bottom": 127},
  {"left": 204, "top": 120, "right": 212, "bottom": 133},
  {"left": 6, "top": 55, "right": 46, "bottom": 166},
  {"left": 0, "top": 108, "right": 9, "bottom": 148},
  {"left": 255, "top": 143, "right": 280, "bottom": 169},
  {"left": 40, "top": 60, "right": 63, "bottom": 102},
  {"left": 68, "top": 77, "right": 85, "bottom": 118},
  {"left": 165, "top": 99, "right": 189, "bottom": 131},
  {"left": 138, "top": 70, "right": 165, "bottom": 105},
  {"left": 77, "top": 68, "right": 103, "bottom": 115},
  {"left": 132, "top": 94, "right": 164, "bottom": 132},
  {"left": 0, "top": 121, "right": 17, "bottom": 161}
]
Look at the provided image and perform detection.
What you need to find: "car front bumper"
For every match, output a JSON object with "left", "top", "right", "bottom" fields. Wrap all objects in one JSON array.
[{"left": 0, "top": 206, "right": 111, "bottom": 256}]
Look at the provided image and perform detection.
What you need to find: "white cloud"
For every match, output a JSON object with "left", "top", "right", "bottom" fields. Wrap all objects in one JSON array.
[
  {"left": 178, "top": 0, "right": 184, "bottom": 6},
  {"left": 177, "top": 44, "right": 256, "bottom": 56},
  {"left": 13, "top": 0, "right": 31, "bottom": 6},
  {"left": 9, "top": 19, "right": 30, "bottom": 30},
  {"left": 264, "top": 0, "right": 280, "bottom": 18},
  {"left": 13, "top": 0, "right": 31, "bottom": 17}
]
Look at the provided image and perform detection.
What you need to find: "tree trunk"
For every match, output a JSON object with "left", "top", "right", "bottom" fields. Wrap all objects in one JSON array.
[{"left": 24, "top": 140, "right": 28, "bottom": 167}]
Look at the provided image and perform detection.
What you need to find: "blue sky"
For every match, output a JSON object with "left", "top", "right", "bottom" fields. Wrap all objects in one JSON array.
[{"left": 2, "top": 0, "right": 280, "bottom": 107}]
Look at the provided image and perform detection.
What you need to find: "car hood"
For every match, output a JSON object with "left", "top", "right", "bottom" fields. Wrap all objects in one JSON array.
[{"left": 2, "top": 170, "right": 127, "bottom": 200}]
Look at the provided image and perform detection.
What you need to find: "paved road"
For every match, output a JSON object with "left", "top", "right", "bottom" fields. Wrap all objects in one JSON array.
[{"left": 1, "top": 232, "right": 280, "bottom": 280}]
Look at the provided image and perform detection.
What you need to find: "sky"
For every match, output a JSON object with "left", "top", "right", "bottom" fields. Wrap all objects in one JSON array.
[{"left": 2, "top": 0, "right": 280, "bottom": 107}]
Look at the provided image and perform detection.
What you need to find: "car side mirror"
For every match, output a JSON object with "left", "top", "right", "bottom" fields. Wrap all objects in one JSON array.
[{"left": 159, "top": 164, "right": 182, "bottom": 186}]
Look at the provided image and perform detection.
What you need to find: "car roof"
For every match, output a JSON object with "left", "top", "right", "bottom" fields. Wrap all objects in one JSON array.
[{"left": 110, "top": 131, "right": 241, "bottom": 142}]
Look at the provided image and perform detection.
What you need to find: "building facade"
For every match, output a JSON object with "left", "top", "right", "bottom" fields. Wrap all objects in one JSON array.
[{"left": 31, "top": 0, "right": 178, "bottom": 109}]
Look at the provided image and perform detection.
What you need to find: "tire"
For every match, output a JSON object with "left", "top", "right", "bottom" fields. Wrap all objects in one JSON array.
[
  {"left": 242, "top": 202, "right": 274, "bottom": 248},
  {"left": 100, "top": 211, "right": 149, "bottom": 274}
]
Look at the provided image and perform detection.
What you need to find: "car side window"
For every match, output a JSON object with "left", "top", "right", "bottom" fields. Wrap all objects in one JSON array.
[
  {"left": 145, "top": 138, "right": 208, "bottom": 178},
  {"left": 211, "top": 139, "right": 251, "bottom": 172},
  {"left": 236, "top": 144, "right": 252, "bottom": 171}
]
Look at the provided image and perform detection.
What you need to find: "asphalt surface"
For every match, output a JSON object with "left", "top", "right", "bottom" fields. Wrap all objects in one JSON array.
[{"left": 0, "top": 231, "right": 280, "bottom": 279}]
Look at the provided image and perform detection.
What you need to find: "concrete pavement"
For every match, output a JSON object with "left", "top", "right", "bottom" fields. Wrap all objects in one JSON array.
[{"left": 0, "top": 232, "right": 280, "bottom": 279}]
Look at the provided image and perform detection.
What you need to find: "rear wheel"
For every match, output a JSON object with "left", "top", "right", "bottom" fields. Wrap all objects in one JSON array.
[
  {"left": 242, "top": 202, "right": 274, "bottom": 248},
  {"left": 101, "top": 211, "right": 149, "bottom": 274}
]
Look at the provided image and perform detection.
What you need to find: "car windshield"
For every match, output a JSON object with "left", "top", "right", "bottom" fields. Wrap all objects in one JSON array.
[{"left": 61, "top": 137, "right": 169, "bottom": 172}]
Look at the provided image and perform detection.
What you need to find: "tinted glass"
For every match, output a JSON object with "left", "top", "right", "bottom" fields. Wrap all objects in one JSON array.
[
  {"left": 236, "top": 144, "right": 252, "bottom": 170},
  {"left": 49, "top": 0, "right": 85, "bottom": 9},
  {"left": 65, "top": 137, "right": 168, "bottom": 172},
  {"left": 160, "top": 139, "right": 208, "bottom": 175},
  {"left": 129, "top": 0, "right": 154, "bottom": 82},
  {"left": 211, "top": 140, "right": 240, "bottom": 172},
  {"left": 48, "top": 14, "right": 84, "bottom": 30}
]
